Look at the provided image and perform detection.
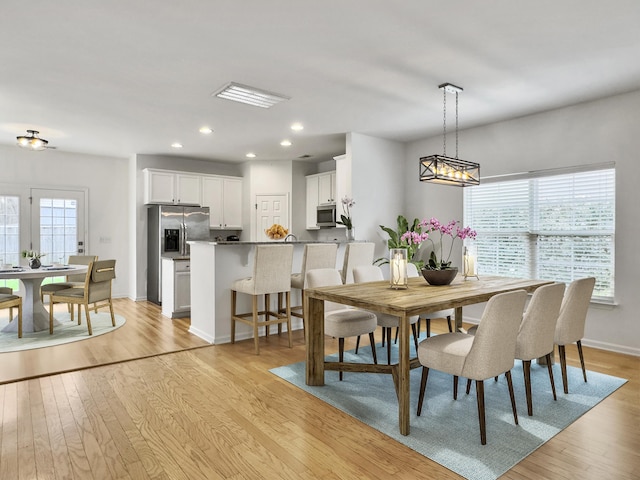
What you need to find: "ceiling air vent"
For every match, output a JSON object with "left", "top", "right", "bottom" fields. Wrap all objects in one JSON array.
[
  {"left": 212, "top": 82, "right": 290, "bottom": 109},
  {"left": 298, "top": 154, "right": 312, "bottom": 159}
]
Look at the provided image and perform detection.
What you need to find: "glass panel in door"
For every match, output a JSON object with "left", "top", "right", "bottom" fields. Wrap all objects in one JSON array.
[{"left": 30, "top": 189, "right": 86, "bottom": 288}]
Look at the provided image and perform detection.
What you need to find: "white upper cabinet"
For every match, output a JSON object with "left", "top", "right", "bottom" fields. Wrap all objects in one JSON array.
[
  {"left": 318, "top": 172, "right": 335, "bottom": 205},
  {"left": 144, "top": 169, "right": 202, "bottom": 205},
  {"left": 306, "top": 170, "right": 336, "bottom": 230},
  {"left": 202, "top": 175, "right": 243, "bottom": 229}
]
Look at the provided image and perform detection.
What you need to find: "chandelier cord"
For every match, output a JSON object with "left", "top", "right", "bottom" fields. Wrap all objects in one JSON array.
[{"left": 442, "top": 87, "right": 447, "bottom": 157}]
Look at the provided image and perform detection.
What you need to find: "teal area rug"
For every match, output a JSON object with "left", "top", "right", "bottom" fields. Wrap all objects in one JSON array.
[
  {"left": 0, "top": 312, "right": 126, "bottom": 352},
  {"left": 271, "top": 340, "right": 626, "bottom": 480}
]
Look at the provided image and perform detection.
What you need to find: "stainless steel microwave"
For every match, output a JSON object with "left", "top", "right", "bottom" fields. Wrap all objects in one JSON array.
[{"left": 316, "top": 204, "right": 337, "bottom": 227}]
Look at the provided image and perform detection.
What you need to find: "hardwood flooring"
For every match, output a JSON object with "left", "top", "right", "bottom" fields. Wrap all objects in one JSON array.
[{"left": 0, "top": 300, "right": 638, "bottom": 479}]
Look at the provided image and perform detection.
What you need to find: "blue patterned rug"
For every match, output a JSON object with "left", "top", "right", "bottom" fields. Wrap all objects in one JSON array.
[{"left": 271, "top": 341, "right": 626, "bottom": 480}]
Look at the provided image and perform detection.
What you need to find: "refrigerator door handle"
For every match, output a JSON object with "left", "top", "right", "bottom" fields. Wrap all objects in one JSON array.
[{"left": 182, "top": 222, "right": 188, "bottom": 255}]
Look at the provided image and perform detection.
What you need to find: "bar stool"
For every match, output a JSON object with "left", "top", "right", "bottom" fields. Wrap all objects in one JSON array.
[
  {"left": 289, "top": 243, "right": 338, "bottom": 330},
  {"left": 231, "top": 244, "right": 294, "bottom": 355},
  {"left": 341, "top": 242, "right": 375, "bottom": 284}
]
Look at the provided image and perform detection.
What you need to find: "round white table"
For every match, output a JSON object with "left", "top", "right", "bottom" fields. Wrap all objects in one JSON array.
[{"left": 0, "top": 265, "right": 88, "bottom": 333}]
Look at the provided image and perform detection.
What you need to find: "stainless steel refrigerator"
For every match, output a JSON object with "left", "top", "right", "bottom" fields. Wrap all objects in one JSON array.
[{"left": 147, "top": 205, "right": 210, "bottom": 305}]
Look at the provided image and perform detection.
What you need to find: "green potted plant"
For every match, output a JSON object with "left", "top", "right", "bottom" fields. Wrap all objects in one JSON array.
[{"left": 375, "top": 215, "right": 429, "bottom": 269}]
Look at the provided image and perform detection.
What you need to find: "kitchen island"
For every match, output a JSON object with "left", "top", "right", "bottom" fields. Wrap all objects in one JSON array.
[{"left": 188, "top": 240, "right": 348, "bottom": 344}]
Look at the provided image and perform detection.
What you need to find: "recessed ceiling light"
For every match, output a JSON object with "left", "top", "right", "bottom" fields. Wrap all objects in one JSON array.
[
  {"left": 280, "top": 140, "right": 292, "bottom": 147},
  {"left": 290, "top": 123, "right": 304, "bottom": 131},
  {"left": 245, "top": 152, "right": 256, "bottom": 158},
  {"left": 171, "top": 142, "right": 183, "bottom": 149},
  {"left": 199, "top": 127, "right": 213, "bottom": 134},
  {"left": 213, "top": 82, "right": 290, "bottom": 109}
]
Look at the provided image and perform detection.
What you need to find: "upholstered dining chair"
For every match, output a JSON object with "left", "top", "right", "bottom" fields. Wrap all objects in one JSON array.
[
  {"left": 467, "top": 282, "right": 566, "bottom": 416},
  {"left": 288, "top": 243, "right": 338, "bottom": 330},
  {"left": 0, "top": 287, "right": 23, "bottom": 338},
  {"left": 231, "top": 244, "right": 294, "bottom": 355},
  {"left": 353, "top": 265, "right": 419, "bottom": 364},
  {"left": 416, "top": 289, "right": 527, "bottom": 445},
  {"left": 555, "top": 277, "right": 596, "bottom": 394},
  {"left": 305, "top": 268, "right": 378, "bottom": 380},
  {"left": 40, "top": 255, "right": 98, "bottom": 305},
  {"left": 49, "top": 259, "right": 116, "bottom": 335},
  {"left": 340, "top": 242, "right": 375, "bottom": 284}
]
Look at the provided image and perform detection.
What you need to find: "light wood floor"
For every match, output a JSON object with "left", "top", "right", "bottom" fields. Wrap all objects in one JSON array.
[{"left": 0, "top": 299, "right": 638, "bottom": 479}]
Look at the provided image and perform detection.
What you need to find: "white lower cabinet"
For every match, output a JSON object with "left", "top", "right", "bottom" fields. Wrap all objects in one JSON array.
[{"left": 161, "top": 258, "right": 191, "bottom": 318}]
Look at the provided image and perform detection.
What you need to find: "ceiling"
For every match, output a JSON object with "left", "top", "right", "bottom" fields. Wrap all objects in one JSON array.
[{"left": 2, "top": 1, "right": 640, "bottom": 163}]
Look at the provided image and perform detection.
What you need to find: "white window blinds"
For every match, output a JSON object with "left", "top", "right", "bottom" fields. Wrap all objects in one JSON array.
[{"left": 464, "top": 166, "right": 615, "bottom": 302}]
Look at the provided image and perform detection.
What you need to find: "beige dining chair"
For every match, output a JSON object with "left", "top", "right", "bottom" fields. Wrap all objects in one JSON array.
[
  {"left": 555, "top": 277, "right": 596, "bottom": 394},
  {"left": 231, "top": 244, "right": 294, "bottom": 355},
  {"left": 467, "top": 282, "right": 566, "bottom": 416},
  {"left": 288, "top": 243, "right": 338, "bottom": 331},
  {"left": 0, "top": 287, "right": 23, "bottom": 338},
  {"left": 353, "top": 265, "right": 419, "bottom": 364},
  {"left": 40, "top": 255, "right": 98, "bottom": 308},
  {"left": 49, "top": 260, "right": 117, "bottom": 335},
  {"left": 306, "top": 268, "right": 378, "bottom": 380},
  {"left": 340, "top": 242, "right": 375, "bottom": 284},
  {"left": 416, "top": 289, "right": 527, "bottom": 445}
]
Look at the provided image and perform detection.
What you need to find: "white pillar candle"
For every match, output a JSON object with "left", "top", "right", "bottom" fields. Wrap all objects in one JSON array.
[{"left": 390, "top": 249, "right": 408, "bottom": 289}]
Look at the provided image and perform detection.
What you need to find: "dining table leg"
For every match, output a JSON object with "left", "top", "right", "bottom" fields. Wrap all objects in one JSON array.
[
  {"left": 305, "top": 296, "right": 325, "bottom": 386},
  {"left": 398, "top": 312, "right": 410, "bottom": 435},
  {"left": 454, "top": 306, "right": 464, "bottom": 331}
]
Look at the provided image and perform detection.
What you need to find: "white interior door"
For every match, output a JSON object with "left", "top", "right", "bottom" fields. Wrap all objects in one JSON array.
[
  {"left": 30, "top": 188, "right": 87, "bottom": 264},
  {"left": 255, "top": 194, "right": 289, "bottom": 241}
]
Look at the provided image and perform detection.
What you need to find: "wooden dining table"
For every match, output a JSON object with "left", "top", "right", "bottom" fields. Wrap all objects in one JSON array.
[
  {"left": 0, "top": 265, "right": 88, "bottom": 334},
  {"left": 304, "top": 274, "right": 553, "bottom": 436}
]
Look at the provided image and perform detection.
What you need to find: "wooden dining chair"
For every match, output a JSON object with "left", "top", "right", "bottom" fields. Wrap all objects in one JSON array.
[
  {"left": 40, "top": 255, "right": 98, "bottom": 304},
  {"left": 48, "top": 260, "right": 117, "bottom": 335},
  {"left": 0, "top": 287, "right": 23, "bottom": 338}
]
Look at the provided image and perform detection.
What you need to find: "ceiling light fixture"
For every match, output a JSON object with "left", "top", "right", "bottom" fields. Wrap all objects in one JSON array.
[
  {"left": 245, "top": 152, "right": 256, "bottom": 158},
  {"left": 16, "top": 129, "right": 49, "bottom": 151},
  {"left": 419, "top": 83, "right": 480, "bottom": 187},
  {"left": 171, "top": 142, "right": 183, "bottom": 149},
  {"left": 280, "top": 140, "right": 292, "bottom": 147},
  {"left": 199, "top": 127, "right": 213, "bottom": 134},
  {"left": 213, "top": 82, "right": 290, "bottom": 109},
  {"left": 290, "top": 123, "right": 304, "bottom": 131}
]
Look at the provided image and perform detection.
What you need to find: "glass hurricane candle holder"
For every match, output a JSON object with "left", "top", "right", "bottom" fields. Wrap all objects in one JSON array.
[
  {"left": 463, "top": 245, "right": 478, "bottom": 280},
  {"left": 390, "top": 248, "right": 408, "bottom": 289}
]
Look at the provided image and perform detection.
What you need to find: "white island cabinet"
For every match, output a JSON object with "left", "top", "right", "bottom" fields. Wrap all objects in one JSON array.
[{"left": 188, "top": 241, "right": 345, "bottom": 344}]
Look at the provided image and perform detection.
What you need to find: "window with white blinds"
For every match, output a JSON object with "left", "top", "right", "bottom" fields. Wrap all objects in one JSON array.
[{"left": 464, "top": 166, "right": 615, "bottom": 302}]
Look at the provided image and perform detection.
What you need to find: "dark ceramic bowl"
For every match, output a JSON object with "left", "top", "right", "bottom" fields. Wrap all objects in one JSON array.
[{"left": 420, "top": 267, "right": 458, "bottom": 286}]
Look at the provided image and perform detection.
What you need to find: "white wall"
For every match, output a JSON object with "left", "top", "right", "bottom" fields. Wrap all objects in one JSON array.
[
  {"left": 348, "top": 132, "right": 406, "bottom": 262},
  {"left": 403, "top": 89, "right": 640, "bottom": 355},
  {"left": 0, "top": 145, "right": 129, "bottom": 297}
]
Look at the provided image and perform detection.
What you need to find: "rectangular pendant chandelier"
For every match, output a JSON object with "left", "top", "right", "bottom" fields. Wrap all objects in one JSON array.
[
  {"left": 420, "top": 83, "right": 480, "bottom": 187},
  {"left": 419, "top": 154, "right": 480, "bottom": 186}
]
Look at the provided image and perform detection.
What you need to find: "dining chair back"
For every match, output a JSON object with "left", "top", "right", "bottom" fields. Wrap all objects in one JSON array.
[
  {"left": 306, "top": 268, "right": 378, "bottom": 379},
  {"left": 554, "top": 277, "right": 596, "bottom": 393},
  {"left": 514, "top": 282, "right": 565, "bottom": 415},
  {"left": 231, "top": 244, "right": 294, "bottom": 355},
  {"left": 341, "top": 242, "right": 375, "bottom": 284},
  {"left": 0, "top": 287, "right": 23, "bottom": 338},
  {"left": 416, "top": 289, "right": 527, "bottom": 445}
]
